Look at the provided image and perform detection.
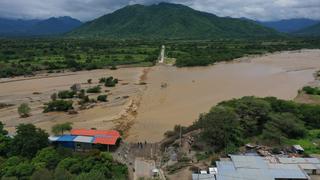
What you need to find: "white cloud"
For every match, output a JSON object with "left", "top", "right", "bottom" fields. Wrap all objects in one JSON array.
[{"left": 0, "top": 0, "right": 319, "bottom": 21}]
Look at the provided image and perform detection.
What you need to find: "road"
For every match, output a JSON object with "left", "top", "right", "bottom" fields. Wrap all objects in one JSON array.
[{"left": 159, "top": 45, "right": 165, "bottom": 63}]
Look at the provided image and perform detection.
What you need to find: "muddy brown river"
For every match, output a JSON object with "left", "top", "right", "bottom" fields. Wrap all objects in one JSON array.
[
  {"left": 1, "top": 50, "right": 320, "bottom": 142},
  {"left": 128, "top": 50, "right": 320, "bottom": 142}
]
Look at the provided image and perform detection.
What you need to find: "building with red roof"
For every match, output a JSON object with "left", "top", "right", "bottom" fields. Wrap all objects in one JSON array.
[{"left": 49, "top": 129, "right": 121, "bottom": 151}]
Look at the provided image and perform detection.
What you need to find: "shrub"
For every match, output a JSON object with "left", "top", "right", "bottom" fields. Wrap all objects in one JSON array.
[
  {"left": 86, "top": 86, "right": 101, "bottom": 93},
  {"left": 110, "top": 65, "right": 117, "bottom": 70},
  {"left": 99, "top": 76, "right": 118, "bottom": 87},
  {"left": 44, "top": 100, "right": 73, "bottom": 113},
  {"left": 97, "top": 95, "right": 107, "bottom": 102},
  {"left": 58, "top": 91, "right": 75, "bottom": 99},
  {"left": 302, "top": 86, "right": 320, "bottom": 95},
  {"left": 18, "top": 103, "right": 31, "bottom": 118}
]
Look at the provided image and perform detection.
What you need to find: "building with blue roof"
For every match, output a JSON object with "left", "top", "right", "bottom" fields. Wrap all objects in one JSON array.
[{"left": 50, "top": 135, "right": 77, "bottom": 149}]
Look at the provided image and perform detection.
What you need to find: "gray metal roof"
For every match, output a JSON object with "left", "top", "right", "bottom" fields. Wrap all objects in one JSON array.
[
  {"left": 192, "top": 173, "right": 215, "bottom": 180},
  {"left": 216, "top": 155, "right": 309, "bottom": 180},
  {"left": 278, "top": 157, "right": 320, "bottom": 164},
  {"left": 73, "top": 136, "right": 94, "bottom": 143}
]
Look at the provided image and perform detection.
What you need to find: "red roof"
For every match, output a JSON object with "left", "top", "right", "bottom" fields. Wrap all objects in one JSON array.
[{"left": 71, "top": 129, "right": 120, "bottom": 145}]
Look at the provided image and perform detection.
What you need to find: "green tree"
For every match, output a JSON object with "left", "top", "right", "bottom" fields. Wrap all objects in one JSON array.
[
  {"left": 30, "top": 168, "right": 53, "bottom": 180},
  {"left": 86, "top": 86, "right": 101, "bottom": 93},
  {"left": 43, "top": 100, "right": 73, "bottom": 113},
  {"left": 51, "top": 122, "right": 73, "bottom": 135},
  {"left": 97, "top": 95, "right": 107, "bottom": 102},
  {"left": 262, "top": 113, "right": 307, "bottom": 144},
  {"left": 32, "top": 147, "right": 61, "bottom": 170},
  {"left": 2, "top": 159, "right": 35, "bottom": 179},
  {"left": 197, "top": 106, "right": 243, "bottom": 152},
  {"left": 10, "top": 124, "right": 49, "bottom": 158},
  {"left": 75, "top": 170, "right": 106, "bottom": 180},
  {"left": 17, "top": 103, "right": 31, "bottom": 118},
  {"left": 54, "top": 168, "right": 74, "bottom": 180},
  {"left": 0, "top": 121, "right": 8, "bottom": 135},
  {"left": 0, "top": 125, "right": 11, "bottom": 156},
  {"left": 219, "top": 96, "right": 272, "bottom": 137}
]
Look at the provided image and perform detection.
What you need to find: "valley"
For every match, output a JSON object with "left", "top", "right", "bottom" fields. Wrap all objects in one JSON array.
[
  {"left": 1, "top": 49, "right": 320, "bottom": 143},
  {"left": 0, "top": 2, "right": 320, "bottom": 180}
]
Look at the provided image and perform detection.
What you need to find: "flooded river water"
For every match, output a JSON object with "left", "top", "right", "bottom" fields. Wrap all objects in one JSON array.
[{"left": 128, "top": 50, "right": 320, "bottom": 142}]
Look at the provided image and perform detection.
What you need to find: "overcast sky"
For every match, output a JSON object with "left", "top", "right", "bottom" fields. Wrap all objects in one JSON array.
[{"left": 0, "top": 0, "right": 320, "bottom": 22}]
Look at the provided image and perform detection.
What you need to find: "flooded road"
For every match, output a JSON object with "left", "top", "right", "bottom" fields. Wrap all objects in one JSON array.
[{"left": 128, "top": 50, "right": 320, "bottom": 142}]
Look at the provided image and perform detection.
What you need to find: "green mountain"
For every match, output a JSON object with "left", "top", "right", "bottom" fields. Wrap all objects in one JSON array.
[
  {"left": 295, "top": 23, "right": 320, "bottom": 36},
  {"left": 67, "top": 3, "right": 280, "bottom": 39}
]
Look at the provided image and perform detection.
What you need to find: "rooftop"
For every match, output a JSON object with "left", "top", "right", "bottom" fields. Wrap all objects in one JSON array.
[
  {"left": 49, "top": 129, "right": 121, "bottom": 145},
  {"left": 216, "top": 155, "right": 310, "bottom": 180}
]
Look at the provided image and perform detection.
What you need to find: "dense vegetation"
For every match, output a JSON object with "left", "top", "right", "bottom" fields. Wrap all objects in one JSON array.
[
  {"left": 0, "top": 122, "right": 127, "bottom": 180},
  {"left": 0, "top": 39, "right": 159, "bottom": 78},
  {"left": 183, "top": 96, "right": 320, "bottom": 154},
  {"left": 302, "top": 86, "right": 320, "bottom": 95},
  {"left": 166, "top": 38, "right": 320, "bottom": 66},
  {"left": 1, "top": 38, "right": 320, "bottom": 77},
  {"left": 68, "top": 3, "right": 279, "bottom": 39}
]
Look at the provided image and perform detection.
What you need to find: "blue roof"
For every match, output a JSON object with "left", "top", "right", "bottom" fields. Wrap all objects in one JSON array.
[{"left": 57, "top": 135, "right": 77, "bottom": 142}]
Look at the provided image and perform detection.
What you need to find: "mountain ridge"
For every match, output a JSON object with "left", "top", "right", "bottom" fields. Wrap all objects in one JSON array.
[
  {"left": 0, "top": 16, "right": 82, "bottom": 36},
  {"left": 68, "top": 2, "right": 280, "bottom": 39},
  {"left": 259, "top": 18, "right": 320, "bottom": 33}
]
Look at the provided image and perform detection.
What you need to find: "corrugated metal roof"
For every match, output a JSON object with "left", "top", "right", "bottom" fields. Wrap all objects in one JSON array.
[
  {"left": 71, "top": 129, "right": 120, "bottom": 145},
  {"left": 57, "top": 135, "right": 76, "bottom": 142},
  {"left": 48, "top": 136, "right": 60, "bottom": 141},
  {"left": 94, "top": 136, "right": 118, "bottom": 145},
  {"left": 216, "top": 155, "right": 309, "bottom": 180},
  {"left": 299, "top": 164, "right": 318, "bottom": 170},
  {"left": 231, "top": 155, "right": 268, "bottom": 169},
  {"left": 71, "top": 129, "right": 120, "bottom": 137},
  {"left": 192, "top": 174, "right": 215, "bottom": 180},
  {"left": 278, "top": 157, "right": 320, "bottom": 164},
  {"left": 73, "top": 136, "right": 94, "bottom": 143}
]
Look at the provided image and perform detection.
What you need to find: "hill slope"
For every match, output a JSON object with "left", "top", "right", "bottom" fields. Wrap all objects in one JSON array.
[
  {"left": 295, "top": 23, "right": 320, "bottom": 36},
  {"left": 68, "top": 3, "right": 280, "bottom": 39},
  {"left": 0, "top": 16, "right": 82, "bottom": 36},
  {"left": 259, "top": 18, "right": 319, "bottom": 33}
]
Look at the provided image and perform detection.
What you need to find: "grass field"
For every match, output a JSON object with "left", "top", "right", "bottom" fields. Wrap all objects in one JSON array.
[{"left": 285, "top": 129, "right": 320, "bottom": 154}]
